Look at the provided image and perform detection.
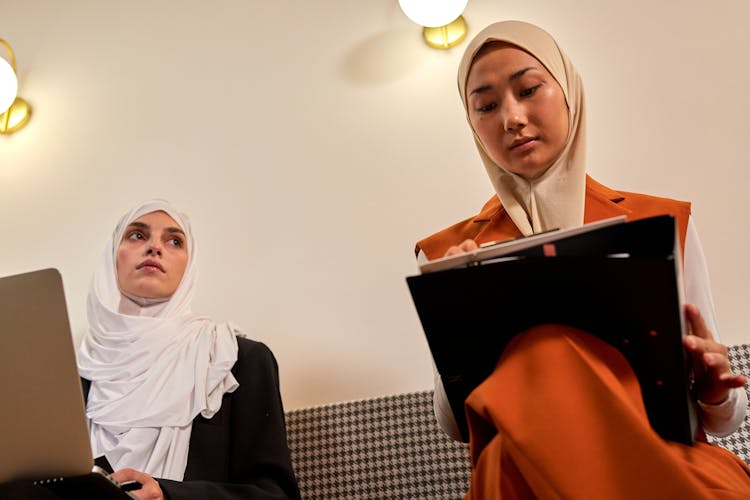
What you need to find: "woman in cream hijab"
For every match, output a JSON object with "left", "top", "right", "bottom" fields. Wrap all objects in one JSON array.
[
  {"left": 77, "top": 200, "right": 300, "bottom": 499},
  {"left": 415, "top": 21, "right": 750, "bottom": 498}
]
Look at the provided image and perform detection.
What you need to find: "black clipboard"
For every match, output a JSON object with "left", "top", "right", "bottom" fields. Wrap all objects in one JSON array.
[{"left": 407, "top": 215, "right": 698, "bottom": 445}]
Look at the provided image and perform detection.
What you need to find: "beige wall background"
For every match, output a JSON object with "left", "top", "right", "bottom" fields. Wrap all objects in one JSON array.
[{"left": 1, "top": 0, "right": 748, "bottom": 410}]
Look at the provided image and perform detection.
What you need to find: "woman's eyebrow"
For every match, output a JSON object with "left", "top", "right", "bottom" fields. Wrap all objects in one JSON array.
[
  {"left": 468, "top": 66, "right": 538, "bottom": 96},
  {"left": 125, "top": 222, "right": 184, "bottom": 236},
  {"left": 165, "top": 227, "right": 186, "bottom": 236},
  {"left": 126, "top": 222, "right": 149, "bottom": 231},
  {"left": 508, "top": 66, "right": 536, "bottom": 81},
  {"left": 469, "top": 84, "right": 492, "bottom": 97}
]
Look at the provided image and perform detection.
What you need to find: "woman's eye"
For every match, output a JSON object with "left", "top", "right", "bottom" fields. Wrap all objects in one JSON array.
[
  {"left": 169, "top": 237, "right": 184, "bottom": 247},
  {"left": 520, "top": 84, "right": 541, "bottom": 97},
  {"left": 127, "top": 231, "right": 145, "bottom": 241},
  {"left": 477, "top": 102, "right": 497, "bottom": 113}
]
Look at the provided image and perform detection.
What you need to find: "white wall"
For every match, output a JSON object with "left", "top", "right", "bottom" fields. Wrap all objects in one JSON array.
[{"left": 1, "top": 0, "right": 748, "bottom": 410}]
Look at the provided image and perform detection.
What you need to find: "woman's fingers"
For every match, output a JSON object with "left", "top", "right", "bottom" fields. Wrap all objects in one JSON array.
[
  {"left": 682, "top": 304, "right": 746, "bottom": 404},
  {"left": 684, "top": 303, "right": 712, "bottom": 340},
  {"left": 110, "top": 468, "right": 140, "bottom": 483},
  {"left": 110, "top": 468, "right": 163, "bottom": 500},
  {"left": 444, "top": 239, "right": 479, "bottom": 257}
]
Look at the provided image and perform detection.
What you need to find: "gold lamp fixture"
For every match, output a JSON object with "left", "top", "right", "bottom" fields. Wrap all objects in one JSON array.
[
  {"left": 398, "top": 0, "right": 468, "bottom": 50},
  {"left": 0, "top": 38, "right": 32, "bottom": 134}
]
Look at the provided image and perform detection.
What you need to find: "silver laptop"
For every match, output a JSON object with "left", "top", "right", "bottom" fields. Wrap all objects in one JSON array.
[{"left": 0, "top": 268, "right": 134, "bottom": 497}]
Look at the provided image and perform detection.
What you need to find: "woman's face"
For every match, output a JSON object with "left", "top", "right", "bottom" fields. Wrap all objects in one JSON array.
[
  {"left": 116, "top": 210, "right": 188, "bottom": 299},
  {"left": 465, "top": 42, "right": 570, "bottom": 180}
]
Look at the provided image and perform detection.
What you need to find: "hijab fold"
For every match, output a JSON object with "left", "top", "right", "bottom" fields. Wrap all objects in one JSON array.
[
  {"left": 458, "top": 20, "right": 587, "bottom": 235},
  {"left": 77, "top": 200, "right": 239, "bottom": 481}
]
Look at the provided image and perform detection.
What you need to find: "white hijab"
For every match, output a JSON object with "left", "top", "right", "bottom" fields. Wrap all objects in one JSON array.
[
  {"left": 77, "top": 200, "right": 240, "bottom": 481},
  {"left": 457, "top": 20, "right": 587, "bottom": 235}
]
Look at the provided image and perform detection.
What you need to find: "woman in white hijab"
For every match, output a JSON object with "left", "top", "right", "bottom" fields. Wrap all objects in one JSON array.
[
  {"left": 77, "top": 200, "right": 300, "bottom": 500},
  {"left": 415, "top": 21, "right": 750, "bottom": 498}
]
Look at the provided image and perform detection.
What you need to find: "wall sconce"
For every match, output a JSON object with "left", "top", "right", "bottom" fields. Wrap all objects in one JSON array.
[
  {"left": 0, "top": 39, "right": 32, "bottom": 135},
  {"left": 399, "top": 0, "right": 468, "bottom": 50}
]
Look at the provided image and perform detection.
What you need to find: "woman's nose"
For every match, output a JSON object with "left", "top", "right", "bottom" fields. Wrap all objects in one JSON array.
[
  {"left": 502, "top": 101, "right": 527, "bottom": 132},
  {"left": 146, "top": 242, "right": 162, "bottom": 256}
]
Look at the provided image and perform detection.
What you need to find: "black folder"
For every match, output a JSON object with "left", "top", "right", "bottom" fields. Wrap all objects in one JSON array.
[{"left": 407, "top": 215, "right": 698, "bottom": 445}]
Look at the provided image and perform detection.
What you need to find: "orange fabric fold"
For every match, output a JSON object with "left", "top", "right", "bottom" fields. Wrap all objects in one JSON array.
[{"left": 464, "top": 324, "right": 750, "bottom": 499}]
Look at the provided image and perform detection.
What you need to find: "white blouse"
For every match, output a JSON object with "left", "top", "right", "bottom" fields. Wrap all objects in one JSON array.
[{"left": 419, "top": 216, "right": 748, "bottom": 441}]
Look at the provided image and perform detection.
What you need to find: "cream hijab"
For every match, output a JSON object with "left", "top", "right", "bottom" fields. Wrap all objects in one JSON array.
[
  {"left": 458, "top": 20, "right": 587, "bottom": 235},
  {"left": 77, "top": 200, "right": 240, "bottom": 481}
]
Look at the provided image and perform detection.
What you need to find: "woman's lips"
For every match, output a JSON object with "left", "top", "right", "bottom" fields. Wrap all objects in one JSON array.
[
  {"left": 509, "top": 137, "right": 537, "bottom": 152},
  {"left": 137, "top": 260, "right": 165, "bottom": 272}
]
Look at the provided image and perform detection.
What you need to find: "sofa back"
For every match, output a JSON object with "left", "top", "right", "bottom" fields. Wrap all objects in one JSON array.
[{"left": 286, "top": 390, "right": 470, "bottom": 499}]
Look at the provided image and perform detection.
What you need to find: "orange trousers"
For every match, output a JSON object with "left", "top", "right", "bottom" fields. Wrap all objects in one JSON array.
[{"left": 464, "top": 324, "right": 750, "bottom": 499}]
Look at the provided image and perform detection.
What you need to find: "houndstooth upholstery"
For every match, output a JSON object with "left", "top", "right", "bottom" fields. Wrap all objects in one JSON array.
[
  {"left": 285, "top": 390, "right": 471, "bottom": 500},
  {"left": 285, "top": 345, "right": 750, "bottom": 499},
  {"left": 708, "top": 344, "right": 750, "bottom": 462}
]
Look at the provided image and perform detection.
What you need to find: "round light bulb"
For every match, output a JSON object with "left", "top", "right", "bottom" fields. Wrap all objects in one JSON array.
[
  {"left": 0, "top": 56, "right": 18, "bottom": 114},
  {"left": 398, "top": 0, "right": 468, "bottom": 28}
]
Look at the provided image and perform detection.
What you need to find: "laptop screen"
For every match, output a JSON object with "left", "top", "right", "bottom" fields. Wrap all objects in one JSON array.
[{"left": 0, "top": 268, "right": 93, "bottom": 483}]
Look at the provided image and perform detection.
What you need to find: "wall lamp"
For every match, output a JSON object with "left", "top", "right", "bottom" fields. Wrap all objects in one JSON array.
[
  {"left": 399, "top": 0, "right": 468, "bottom": 50},
  {"left": 0, "top": 39, "right": 32, "bottom": 135}
]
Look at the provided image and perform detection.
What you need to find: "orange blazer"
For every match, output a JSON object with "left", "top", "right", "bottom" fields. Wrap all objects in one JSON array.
[{"left": 415, "top": 176, "right": 691, "bottom": 261}]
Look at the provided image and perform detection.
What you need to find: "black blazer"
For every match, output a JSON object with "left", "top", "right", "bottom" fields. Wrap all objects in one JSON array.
[{"left": 82, "top": 337, "right": 300, "bottom": 500}]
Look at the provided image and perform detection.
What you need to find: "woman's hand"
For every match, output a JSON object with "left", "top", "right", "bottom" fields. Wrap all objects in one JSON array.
[
  {"left": 444, "top": 239, "right": 479, "bottom": 257},
  {"left": 682, "top": 304, "right": 746, "bottom": 405},
  {"left": 110, "top": 468, "right": 164, "bottom": 500}
]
